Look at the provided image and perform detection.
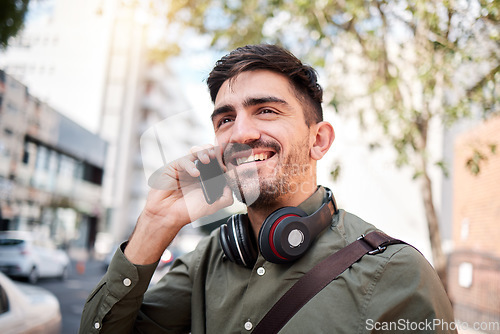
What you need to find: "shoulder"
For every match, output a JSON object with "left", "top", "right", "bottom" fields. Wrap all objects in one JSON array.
[
  {"left": 331, "top": 211, "right": 453, "bottom": 316},
  {"left": 367, "top": 243, "right": 438, "bottom": 288},
  {"left": 332, "top": 210, "right": 380, "bottom": 243},
  {"left": 332, "top": 210, "right": 431, "bottom": 274},
  {"left": 357, "top": 243, "right": 454, "bottom": 326}
]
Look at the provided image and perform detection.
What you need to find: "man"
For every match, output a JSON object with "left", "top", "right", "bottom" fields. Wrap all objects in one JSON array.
[{"left": 80, "top": 44, "right": 456, "bottom": 333}]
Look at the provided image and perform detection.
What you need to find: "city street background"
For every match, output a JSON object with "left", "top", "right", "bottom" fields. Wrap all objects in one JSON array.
[
  {"left": 38, "top": 258, "right": 104, "bottom": 334},
  {"left": 0, "top": 0, "right": 499, "bottom": 333}
]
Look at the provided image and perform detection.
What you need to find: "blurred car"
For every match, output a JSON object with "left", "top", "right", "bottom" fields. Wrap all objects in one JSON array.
[
  {"left": 0, "top": 271, "right": 61, "bottom": 334},
  {"left": 0, "top": 231, "right": 70, "bottom": 284},
  {"left": 156, "top": 248, "right": 177, "bottom": 270},
  {"left": 150, "top": 247, "right": 185, "bottom": 285}
]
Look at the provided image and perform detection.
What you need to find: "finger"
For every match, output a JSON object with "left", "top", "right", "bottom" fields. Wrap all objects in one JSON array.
[
  {"left": 196, "top": 144, "right": 216, "bottom": 158},
  {"left": 206, "top": 145, "right": 217, "bottom": 159},
  {"left": 189, "top": 145, "right": 216, "bottom": 164},
  {"left": 150, "top": 145, "right": 218, "bottom": 190},
  {"left": 210, "top": 186, "right": 233, "bottom": 206},
  {"left": 200, "top": 186, "right": 234, "bottom": 217},
  {"left": 174, "top": 158, "right": 200, "bottom": 178},
  {"left": 148, "top": 166, "right": 179, "bottom": 191},
  {"left": 219, "top": 186, "right": 234, "bottom": 205}
]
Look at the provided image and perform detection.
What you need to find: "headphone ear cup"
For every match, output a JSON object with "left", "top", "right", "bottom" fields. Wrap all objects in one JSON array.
[
  {"left": 219, "top": 223, "right": 237, "bottom": 263},
  {"left": 259, "top": 207, "right": 309, "bottom": 264},
  {"left": 219, "top": 215, "right": 257, "bottom": 268},
  {"left": 234, "top": 215, "right": 258, "bottom": 268}
]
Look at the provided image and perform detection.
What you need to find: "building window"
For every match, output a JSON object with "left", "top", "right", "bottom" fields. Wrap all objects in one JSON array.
[
  {"left": 22, "top": 150, "right": 29, "bottom": 164},
  {"left": 458, "top": 262, "right": 473, "bottom": 288},
  {"left": 59, "top": 155, "right": 76, "bottom": 179},
  {"left": 22, "top": 141, "right": 29, "bottom": 164},
  {"left": 82, "top": 162, "right": 103, "bottom": 185},
  {"left": 35, "top": 145, "right": 49, "bottom": 171}
]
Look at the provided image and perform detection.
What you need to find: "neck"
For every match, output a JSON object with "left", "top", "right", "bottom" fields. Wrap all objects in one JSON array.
[{"left": 246, "top": 180, "right": 318, "bottom": 241}]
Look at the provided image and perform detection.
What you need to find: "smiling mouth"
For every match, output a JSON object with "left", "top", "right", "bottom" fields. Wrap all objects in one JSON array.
[{"left": 232, "top": 152, "right": 275, "bottom": 166}]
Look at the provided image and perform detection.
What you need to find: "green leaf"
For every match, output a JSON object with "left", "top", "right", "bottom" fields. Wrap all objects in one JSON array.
[
  {"left": 489, "top": 143, "right": 497, "bottom": 154},
  {"left": 0, "top": 0, "right": 30, "bottom": 49},
  {"left": 330, "top": 164, "right": 341, "bottom": 182},
  {"left": 434, "top": 160, "right": 449, "bottom": 178}
]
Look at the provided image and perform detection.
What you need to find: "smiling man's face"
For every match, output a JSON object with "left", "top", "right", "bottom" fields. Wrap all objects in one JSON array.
[{"left": 211, "top": 70, "right": 315, "bottom": 208}]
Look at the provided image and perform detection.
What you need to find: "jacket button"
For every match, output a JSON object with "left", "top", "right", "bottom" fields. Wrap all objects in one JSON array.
[
  {"left": 244, "top": 321, "right": 253, "bottom": 331},
  {"left": 94, "top": 322, "right": 100, "bottom": 329},
  {"left": 123, "top": 278, "right": 132, "bottom": 286},
  {"left": 257, "top": 267, "right": 265, "bottom": 276}
]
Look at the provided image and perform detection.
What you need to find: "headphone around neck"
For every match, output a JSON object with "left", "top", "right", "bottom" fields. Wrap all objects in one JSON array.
[{"left": 219, "top": 187, "right": 338, "bottom": 268}]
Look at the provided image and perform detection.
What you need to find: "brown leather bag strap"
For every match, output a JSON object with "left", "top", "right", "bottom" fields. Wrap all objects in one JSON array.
[{"left": 252, "top": 231, "right": 406, "bottom": 334}]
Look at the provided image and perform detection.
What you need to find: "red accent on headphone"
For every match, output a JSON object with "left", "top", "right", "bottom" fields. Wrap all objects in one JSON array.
[{"left": 269, "top": 214, "right": 300, "bottom": 261}]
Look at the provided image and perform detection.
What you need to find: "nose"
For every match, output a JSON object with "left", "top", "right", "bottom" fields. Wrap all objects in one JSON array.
[{"left": 229, "top": 113, "right": 260, "bottom": 144}]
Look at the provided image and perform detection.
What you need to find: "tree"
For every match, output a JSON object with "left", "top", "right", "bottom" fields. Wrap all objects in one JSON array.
[
  {"left": 167, "top": 0, "right": 500, "bottom": 288},
  {"left": 0, "top": 0, "right": 30, "bottom": 49}
]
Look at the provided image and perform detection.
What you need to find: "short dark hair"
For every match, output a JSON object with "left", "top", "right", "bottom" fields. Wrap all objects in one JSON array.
[{"left": 207, "top": 44, "right": 323, "bottom": 126}]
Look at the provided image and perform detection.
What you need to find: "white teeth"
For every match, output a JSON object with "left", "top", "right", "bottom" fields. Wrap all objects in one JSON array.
[{"left": 236, "top": 153, "right": 269, "bottom": 166}]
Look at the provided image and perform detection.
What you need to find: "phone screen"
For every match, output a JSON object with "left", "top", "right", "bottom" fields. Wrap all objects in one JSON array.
[{"left": 195, "top": 159, "right": 227, "bottom": 204}]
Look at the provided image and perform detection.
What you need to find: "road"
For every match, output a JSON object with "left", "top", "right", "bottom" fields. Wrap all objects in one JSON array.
[{"left": 38, "top": 259, "right": 105, "bottom": 334}]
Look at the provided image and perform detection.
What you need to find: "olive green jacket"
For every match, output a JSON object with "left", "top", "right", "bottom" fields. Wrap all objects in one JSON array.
[{"left": 80, "top": 188, "right": 456, "bottom": 333}]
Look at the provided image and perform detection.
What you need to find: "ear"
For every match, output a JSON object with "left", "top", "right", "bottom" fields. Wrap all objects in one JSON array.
[{"left": 310, "top": 121, "right": 335, "bottom": 161}]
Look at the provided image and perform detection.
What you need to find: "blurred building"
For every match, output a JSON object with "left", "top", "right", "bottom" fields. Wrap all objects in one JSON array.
[
  {"left": 0, "top": 70, "right": 107, "bottom": 249},
  {"left": 0, "top": 0, "right": 208, "bottom": 254},
  {"left": 90, "top": 1, "right": 209, "bottom": 248},
  {"left": 448, "top": 115, "right": 500, "bottom": 331},
  {"left": 0, "top": 0, "right": 113, "bottom": 133}
]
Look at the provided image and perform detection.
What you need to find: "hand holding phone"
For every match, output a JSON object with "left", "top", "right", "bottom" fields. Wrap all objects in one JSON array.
[
  {"left": 134, "top": 137, "right": 233, "bottom": 265},
  {"left": 147, "top": 144, "right": 231, "bottom": 218}
]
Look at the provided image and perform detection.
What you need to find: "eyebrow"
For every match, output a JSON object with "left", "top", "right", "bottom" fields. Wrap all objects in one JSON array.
[{"left": 211, "top": 96, "right": 290, "bottom": 122}]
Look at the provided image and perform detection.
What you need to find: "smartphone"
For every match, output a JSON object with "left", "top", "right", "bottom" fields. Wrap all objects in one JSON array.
[{"left": 195, "top": 158, "right": 227, "bottom": 204}]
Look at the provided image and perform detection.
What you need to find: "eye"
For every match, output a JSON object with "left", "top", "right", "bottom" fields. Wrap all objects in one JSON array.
[
  {"left": 216, "top": 116, "right": 234, "bottom": 128},
  {"left": 259, "top": 108, "right": 277, "bottom": 115}
]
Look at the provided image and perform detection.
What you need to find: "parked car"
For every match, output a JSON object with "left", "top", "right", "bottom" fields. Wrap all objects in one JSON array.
[
  {"left": 150, "top": 248, "right": 179, "bottom": 285},
  {"left": 0, "top": 271, "right": 61, "bottom": 333},
  {"left": 0, "top": 231, "right": 70, "bottom": 284}
]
